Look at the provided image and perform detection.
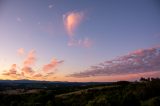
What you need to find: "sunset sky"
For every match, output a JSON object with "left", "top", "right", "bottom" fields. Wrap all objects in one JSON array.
[{"left": 0, "top": 0, "right": 160, "bottom": 82}]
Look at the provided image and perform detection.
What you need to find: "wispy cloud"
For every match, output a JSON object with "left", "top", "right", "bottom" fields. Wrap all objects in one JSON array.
[
  {"left": 43, "top": 58, "right": 64, "bottom": 72},
  {"left": 45, "top": 72, "right": 55, "bottom": 77},
  {"left": 2, "top": 64, "right": 17, "bottom": 76},
  {"left": 17, "top": 48, "right": 25, "bottom": 56},
  {"left": 69, "top": 46, "right": 160, "bottom": 77},
  {"left": 23, "top": 50, "right": 36, "bottom": 67},
  {"left": 63, "top": 11, "right": 84, "bottom": 36},
  {"left": 33, "top": 73, "right": 42, "bottom": 78},
  {"left": 48, "top": 4, "right": 54, "bottom": 9},
  {"left": 68, "top": 37, "right": 92, "bottom": 48}
]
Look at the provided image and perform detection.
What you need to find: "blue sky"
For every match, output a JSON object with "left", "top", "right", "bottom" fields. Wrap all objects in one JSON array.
[{"left": 0, "top": 0, "right": 160, "bottom": 81}]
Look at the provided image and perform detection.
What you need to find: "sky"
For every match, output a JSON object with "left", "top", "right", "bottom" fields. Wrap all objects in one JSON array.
[{"left": 0, "top": 0, "right": 160, "bottom": 82}]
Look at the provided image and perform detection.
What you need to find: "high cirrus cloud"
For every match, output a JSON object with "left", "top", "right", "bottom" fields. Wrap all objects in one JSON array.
[
  {"left": 69, "top": 46, "right": 160, "bottom": 77},
  {"left": 63, "top": 11, "right": 84, "bottom": 36}
]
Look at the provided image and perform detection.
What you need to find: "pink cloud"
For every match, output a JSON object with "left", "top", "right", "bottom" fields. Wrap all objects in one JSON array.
[
  {"left": 21, "top": 66, "right": 34, "bottom": 75},
  {"left": 2, "top": 64, "right": 17, "bottom": 76},
  {"left": 44, "top": 72, "right": 55, "bottom": 77},
  {"left": 63, "top": 11, "right": 93, "bottom": 48},
  {"left": 63, "top": 11, "right": 84, "bottom": 36},
  {"left": 33, "top": 73, "right": 42, "bottom": 77},
  {"left": 17, "top": 48, "right": 25, "bottom": 56},
  {"left": 2, "top": 49, "right": 64, "bottom": 80},
  {"left": 69, "top": 46, "right": 160, "bottom": 78},
  {"left": 23, "top": 50, "right": 36, "bottom": 66},
  {"left": 43, "top": 58, "right": 64, "bottom": 72}
]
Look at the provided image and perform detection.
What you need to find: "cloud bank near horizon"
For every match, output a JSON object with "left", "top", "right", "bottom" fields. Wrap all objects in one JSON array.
[
  {"left": 2, "top": 49, "right": 64, "bottom": 80},
  {"left": 69, "top": 46, "right": 160, "bottom": 78}
]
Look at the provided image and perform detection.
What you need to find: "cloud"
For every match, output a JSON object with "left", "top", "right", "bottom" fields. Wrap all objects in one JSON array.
[
  {"left": 33, "top": 73, "right": 42, "bottom": 78},
  {"left": 2, "top": 64, "right": 17, "bottom": 76},
  {"left": 63, "top": 11, "right": 84, "bottom": 36},
  {"left": 48, "top": 4, "right": 54, "bottom": 9},
  {"left": 43, "top": 58, "right": 64, "bottom": 72},
  {"left": 68, "top": 37, "right": 93, "bottom": 48},
  {"left": 63, "top": 11, "right": 93, "bottom": 48},
  {"left": 21, "top": 66, "right": 34, "bottom": 75},
  {"left": 2, "top": 49, "right": 64, "bottom": 80},
  {"left": 45, "top": 72, "right": 55, "bottom": 76},
  {"left": 17, "top": 48, "right": 25, "bottom": 56},
  {"left": 69, "top": 46, "right": 160, "bottom": 77},
  {"left": 23, "top": 50, "right": 36, "bottom": 66},
  {"left": 20, "top": 50, "right": 36, "bottom": 77}
]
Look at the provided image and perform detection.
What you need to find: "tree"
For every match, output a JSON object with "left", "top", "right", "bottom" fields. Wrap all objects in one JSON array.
[
  {"left": 46, "top": 100, "right": 54, "bottom": 106},
  {"left": 122, "top": 92, "right": 140, "bottom": 106}
]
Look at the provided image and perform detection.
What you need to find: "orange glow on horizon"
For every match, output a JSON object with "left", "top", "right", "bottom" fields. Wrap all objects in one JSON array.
[{"left": 1, "top": 71, "right": 160, "bottom": 82}]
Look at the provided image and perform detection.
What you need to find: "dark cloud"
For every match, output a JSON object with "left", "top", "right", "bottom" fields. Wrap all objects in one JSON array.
[{"left": 69, "top": 46, "right": 160, "bottom": 77}]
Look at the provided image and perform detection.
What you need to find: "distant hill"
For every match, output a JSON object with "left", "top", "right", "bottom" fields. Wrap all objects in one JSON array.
[
  {"left": 0, "top": 79, "right": 112, "bottom": 84},
  {"left": 0, "top": 79, "right": 113, "bottom": 90}
]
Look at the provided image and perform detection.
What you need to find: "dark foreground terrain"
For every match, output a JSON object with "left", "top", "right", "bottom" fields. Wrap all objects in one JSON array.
[{"left": 0, "top": 78, "right": 160, "bottom": 106}]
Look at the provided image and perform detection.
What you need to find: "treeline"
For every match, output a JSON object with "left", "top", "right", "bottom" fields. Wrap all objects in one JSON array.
[{"left": 0, "top": 91, "right": 55, "bottom": 106}]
